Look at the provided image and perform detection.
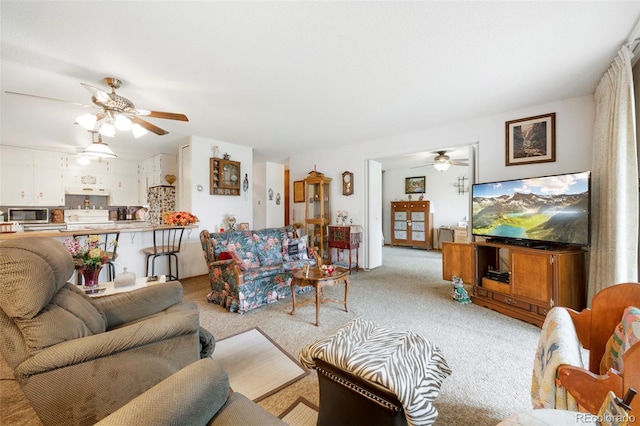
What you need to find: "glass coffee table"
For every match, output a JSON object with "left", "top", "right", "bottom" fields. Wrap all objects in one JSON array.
[{"left": 290, "top": 266, "right": 349, "bottom": 326}]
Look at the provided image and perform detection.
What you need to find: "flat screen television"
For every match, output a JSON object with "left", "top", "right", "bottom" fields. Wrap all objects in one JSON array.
[{"left": 471, "top": 171, "right": 591, "bottom": 247}]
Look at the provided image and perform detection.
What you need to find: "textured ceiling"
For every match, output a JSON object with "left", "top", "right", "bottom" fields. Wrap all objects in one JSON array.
[{"left": 2, "top": 1, "right": 639, "bottom": 166}]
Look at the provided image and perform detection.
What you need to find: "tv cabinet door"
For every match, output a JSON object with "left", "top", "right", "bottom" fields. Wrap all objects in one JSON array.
[
  {"left": 510, "top": 249, "right": 553, "bottom": 306},
  {"left": 442, "top": 242, "right": 473, "bottom": 284}
]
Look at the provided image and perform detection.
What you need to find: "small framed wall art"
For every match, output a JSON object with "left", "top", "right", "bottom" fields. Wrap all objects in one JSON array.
[
  {"left": 405, "top": 176, "right": 426, "bottom": 194},
  {"left": 239, "top": 222, "right": 250, "bottom": 231},
  {"left": 506, "top": 112, "right": 556, "bottom": 166},
  {"left": 293, "top": 180, "right": 305, "bottom": 203}
]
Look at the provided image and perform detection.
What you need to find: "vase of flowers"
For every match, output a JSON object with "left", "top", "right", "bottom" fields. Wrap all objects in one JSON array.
[
  {"left": 64, "top": 235, "right": 113, "bottom": 288},
  {"left": 337, "top": 210, "right": 349, "bottom": 226},
  {"left": 81, "top": 264, "right": 103, "bottom": 288},
  {"left": 163, "top": 211, "right": 199, "bottom": 226}
]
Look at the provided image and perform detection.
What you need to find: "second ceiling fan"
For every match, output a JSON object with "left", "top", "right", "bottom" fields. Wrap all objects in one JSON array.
[{"left": 412, "top": 151, "right": 469, "bottom": 172}]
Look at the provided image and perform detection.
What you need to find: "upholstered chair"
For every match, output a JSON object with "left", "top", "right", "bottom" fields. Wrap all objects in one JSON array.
[{"left": 0, "top": 237, "right": 203, "bottom": 425}]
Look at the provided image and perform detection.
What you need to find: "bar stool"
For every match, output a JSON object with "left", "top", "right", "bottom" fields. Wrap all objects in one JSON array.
[
  {"left": 142, "top": 227, "right": 184, "bottom": 281},
  {"left": 72, "top": 231, "right": 120, "bottom": 284}
]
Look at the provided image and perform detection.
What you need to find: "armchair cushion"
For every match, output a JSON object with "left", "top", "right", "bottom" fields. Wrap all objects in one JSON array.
[
  {"left": 16, "top": 284, "right": 107, "bottom": 353},
  {"left": 256, "top": 236, "right": 283, "bottom": 266},
  {"left": 90, "top": 280, "right": 185, "bottom": 328}
]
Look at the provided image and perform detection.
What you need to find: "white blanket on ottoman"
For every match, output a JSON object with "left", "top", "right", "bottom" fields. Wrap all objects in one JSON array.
[{"left": 299, "top": 318, "right": 451, "bottom": 426}]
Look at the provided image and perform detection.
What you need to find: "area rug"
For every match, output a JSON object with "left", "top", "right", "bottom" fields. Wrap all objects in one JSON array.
[
  {"left": 211, "top": 327, "right": 309, "bottom": 402},
  {"left": 279, "top": 397, "right": 319, "bottom": 426}
]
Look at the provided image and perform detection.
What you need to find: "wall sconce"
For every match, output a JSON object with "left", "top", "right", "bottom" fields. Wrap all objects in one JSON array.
[{"left": 454, "top": 176, "right": 468, "bottom": 194}]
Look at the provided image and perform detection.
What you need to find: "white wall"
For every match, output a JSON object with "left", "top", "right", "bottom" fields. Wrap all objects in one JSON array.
[
  {"left": 289, "top": 95, "right": 596, "bottom": 268},
  {"left": 253, "top": 161, "right": 286, "bottom": 230}
]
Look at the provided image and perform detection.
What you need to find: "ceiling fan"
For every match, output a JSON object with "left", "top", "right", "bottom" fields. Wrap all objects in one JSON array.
[
  {"left": 411, "top": 150, "right": 469, "bottom": 172},
  {"left": 6, "top": 77, "right": 188, "bottom": 138}
]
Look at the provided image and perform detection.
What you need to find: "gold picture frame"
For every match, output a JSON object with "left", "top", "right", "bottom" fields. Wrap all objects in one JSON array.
[
  {"left": 293, "top": 180, "right": 305, "bottom": 203},
  {"left": 506, "top": 112, "right": 556, "bottom": 166},
  {"left": 405, "top": 176, "right": 426, "bottom": 194},
  {"left": 239, "top": 222, "right": 250, "bottom": 231}
]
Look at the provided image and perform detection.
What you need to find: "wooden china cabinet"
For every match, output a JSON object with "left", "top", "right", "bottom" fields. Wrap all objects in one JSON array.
[
  {"left": 390, "top": 200, "right": 434, "bottom": 249},
  {"left": 210, "top": 158, "right": 241, "bottom": 196},
  {"left": 304, "top": 171, "right": 331, "bottom": 260}
]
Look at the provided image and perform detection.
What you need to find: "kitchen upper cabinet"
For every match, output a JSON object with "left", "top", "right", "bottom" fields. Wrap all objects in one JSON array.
[
  {"left": 108, "top": 159, "right": 140, "bottom": 206},
  {"left": 0, "top": 146, "right": 64, "bottom": 206},
  {"left": 61, "top": 156, "right": 109, "bottom": 188},
  {"left": 138, "top": 154, "right": 177, "bottom": 204}
]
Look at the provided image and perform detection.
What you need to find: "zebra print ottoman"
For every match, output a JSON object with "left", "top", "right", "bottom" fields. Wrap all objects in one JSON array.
[{"left": 299, "top": 318, "right": 451, "bottom": 426}]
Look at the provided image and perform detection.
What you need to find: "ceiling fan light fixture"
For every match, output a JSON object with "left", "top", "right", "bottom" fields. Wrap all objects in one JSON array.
[
  {"left": 76, "top": 154, "right": 91, "bottom": 165},
  {"left": 76, "top": 113, "right": 97, "bottom": 130},
  {"left": 114, "top": 114, "right": 132, "bottom": 131},
  {"left": 433, "top": 162, "right": 450, "bottom": 172},
  {"left": 83, "top": 135, "right": 117, "bottom": 159},
  {"left": 99, "top": 122, "right": 116, "bottom": 137},
  {"left": 132, "top": 123, "right": 148, "bottom": 138}
]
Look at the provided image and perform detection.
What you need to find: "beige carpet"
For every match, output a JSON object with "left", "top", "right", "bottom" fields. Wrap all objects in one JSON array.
[
  {"left": 279, "top": 397, "right": 318, "bottom": 426},
  {"left": 211, "top": 327, "right": 309, "bottom": 402}
]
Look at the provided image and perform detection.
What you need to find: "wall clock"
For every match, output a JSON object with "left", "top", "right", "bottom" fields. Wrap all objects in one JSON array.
[{"left": 342, "top": 171, "right": 354, "bottom": 196}]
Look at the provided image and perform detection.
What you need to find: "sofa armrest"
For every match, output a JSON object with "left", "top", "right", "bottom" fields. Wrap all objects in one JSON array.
[
  {"left": 15, "top": 310, "right": 199, "bottom": 379},
  {"left": 209, "top": 258, "right": 244, "bottom": 286},
  {"left": 91, "top": 280, "right": 185, "bottom": 327},
  {"left": 95, "top": 358, "right": 229, "bottom": 426}
]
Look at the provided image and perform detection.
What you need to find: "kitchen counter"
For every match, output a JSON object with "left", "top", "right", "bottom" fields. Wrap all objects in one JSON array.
[
  {"left": 0, "top": 224, "right": 205, "bottom": 280},
  {"left": 0, "top": 223, "right": 197, "bottom": 239}
]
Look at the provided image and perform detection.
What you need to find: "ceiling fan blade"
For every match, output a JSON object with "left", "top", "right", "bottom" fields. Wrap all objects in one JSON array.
[
  {"left": 452, "top": 161, "right": 469, "bottom": 166},
  {"left": 139, "top": 110, "right": 189, "bottom": 122},
  {"left": 131, "top": 116, "right": 169, "bottom": 136},
  {"left": 80, "top": 83, "right": 110, "bottom": 103},
  {"left": 5, "top": 91, "right": 91, "bottom": 108}
]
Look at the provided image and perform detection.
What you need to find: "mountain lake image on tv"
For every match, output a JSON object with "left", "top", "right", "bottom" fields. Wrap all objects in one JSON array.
[{"left": 472, "top": 171, "right": 590, "bottom": 247}]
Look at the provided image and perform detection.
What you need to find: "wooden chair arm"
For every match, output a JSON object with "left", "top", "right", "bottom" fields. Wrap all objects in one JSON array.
[
  {"left": 565, "top": 307, "right": 592, "bottom": 350},
  {"left": 311, "top": 246, "right": 323, "bottom": 266},
  {"left": 558, "top": 364, "right": 623, "bottom": 414}
]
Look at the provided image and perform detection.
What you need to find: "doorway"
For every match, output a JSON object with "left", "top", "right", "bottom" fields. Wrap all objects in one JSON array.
[{"left": 365, "top": 143, "right": 478, "bottom": 269}]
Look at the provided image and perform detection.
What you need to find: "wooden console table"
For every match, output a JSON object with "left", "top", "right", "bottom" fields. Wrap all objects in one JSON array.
[{"left": 327, "top": 225, "right": 361, "bottom": 273}]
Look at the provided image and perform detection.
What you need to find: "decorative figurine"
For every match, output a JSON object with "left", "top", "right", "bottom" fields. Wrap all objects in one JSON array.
[{"left": 451, "top": 276, "right": 471, "bottom": 304}]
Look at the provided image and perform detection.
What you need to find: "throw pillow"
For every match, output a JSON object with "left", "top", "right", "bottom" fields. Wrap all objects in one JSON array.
[
  {"left": 218, "top": 251, "right": 233, "bottom": 261},
  {"left": 600, "top": 305, "right": 640, "bottom": 374},
  {"left": 282, "top": 236, "right": 309, "bottom": 261}
]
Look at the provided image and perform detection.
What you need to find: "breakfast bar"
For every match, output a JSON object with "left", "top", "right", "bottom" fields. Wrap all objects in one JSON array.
[{"left": 0, "top": 224, "right": 205, "bottom": 281}]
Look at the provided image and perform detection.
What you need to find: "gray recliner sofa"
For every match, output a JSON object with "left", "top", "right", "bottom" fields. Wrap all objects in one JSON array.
[
  {"left": 0, "top": 237, "right": 208, "bottom": 425},
  {"left": 96, "top": 357, "right": 286, "bottom": 425}
]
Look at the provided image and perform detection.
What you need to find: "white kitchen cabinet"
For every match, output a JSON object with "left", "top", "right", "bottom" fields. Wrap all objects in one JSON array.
[
  {"left": 61, "top": 156, "right": 109, "bottom": 188},
  {"left": 0, "top": 146, "right": 64, "bottom": 206},
  {"left": 108, "top": 159, "right": 140, "bottom": 206}
]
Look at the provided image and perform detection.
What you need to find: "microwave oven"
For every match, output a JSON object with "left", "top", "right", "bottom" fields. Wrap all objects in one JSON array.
[{"left": 7, "top": 208, "right": 49, "bottom": 223}]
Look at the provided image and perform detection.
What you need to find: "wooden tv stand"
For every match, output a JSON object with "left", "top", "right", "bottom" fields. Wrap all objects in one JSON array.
[{"left": 445, "top": 241, "right": 587, "bottom": 327}]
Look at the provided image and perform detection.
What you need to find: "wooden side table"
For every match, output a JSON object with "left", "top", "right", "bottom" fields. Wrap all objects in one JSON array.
[
  {"left": 328, "top": 225, "right": 361, "bottom": 273},
  {"left": 290, "top": 267, "right": 349, "bottom": 326}
]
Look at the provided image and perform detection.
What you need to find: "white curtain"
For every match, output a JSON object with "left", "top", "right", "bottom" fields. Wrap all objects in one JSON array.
[{"left": 588, "top": 46, "right": 638, "bottom": 304}]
